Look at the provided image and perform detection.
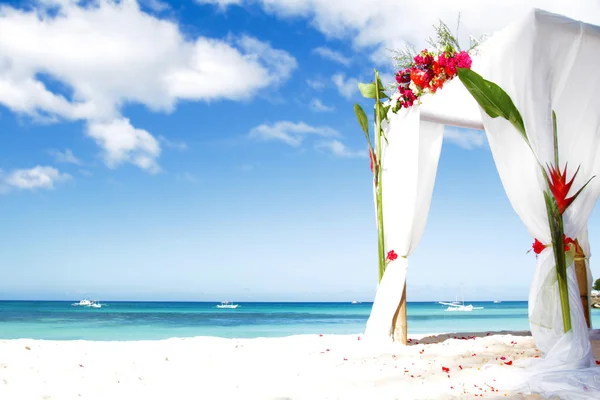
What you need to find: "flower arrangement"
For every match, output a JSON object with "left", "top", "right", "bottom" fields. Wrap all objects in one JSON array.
[{"left": 391, "top": 20, "right": 480, "bottom": 112}]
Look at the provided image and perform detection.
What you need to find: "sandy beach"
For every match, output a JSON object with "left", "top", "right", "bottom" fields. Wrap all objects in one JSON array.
[{"left": 2, "top": 331, "right": 594, "bottom": 399}]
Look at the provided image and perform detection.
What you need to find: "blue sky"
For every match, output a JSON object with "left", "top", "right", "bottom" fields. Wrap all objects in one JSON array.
[{"left": 1, "top": 0, "right": 599, "bottom": 302}]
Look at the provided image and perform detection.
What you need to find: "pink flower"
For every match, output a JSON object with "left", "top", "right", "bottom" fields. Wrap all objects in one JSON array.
[
  {"left": 454, "top": 51, "right": 472, "bottom": 69},
  {"left": 395, "top": 69, "right": 411, "bottom": 84}
]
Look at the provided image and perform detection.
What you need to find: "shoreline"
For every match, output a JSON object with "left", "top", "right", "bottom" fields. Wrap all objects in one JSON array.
[{"left": 1, "top": 330, "right": 578, "bottom": 399}]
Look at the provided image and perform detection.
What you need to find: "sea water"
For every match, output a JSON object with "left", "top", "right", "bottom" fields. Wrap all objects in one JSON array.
[{"left": 1, "top": 301, "right": 599, "bottom": 341}]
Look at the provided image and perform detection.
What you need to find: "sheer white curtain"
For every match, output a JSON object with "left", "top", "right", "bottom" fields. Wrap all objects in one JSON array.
[
  {"left": 474, "top": 9, "right": 600, "bottom": 398},
  {"left": 364, "top": 106, "right": 444, "bottom": 341}
]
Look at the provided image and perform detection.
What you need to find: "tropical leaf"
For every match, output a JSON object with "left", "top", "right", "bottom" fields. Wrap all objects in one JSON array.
[
  {"left": 358, "top": 82, "right": 377, "bottom": 99},
  {"left": 354, "top": 103, "right": 372, "bottom": 150},
  {"left": 457, "top": 68, "right": 527, "bottom": 143}
]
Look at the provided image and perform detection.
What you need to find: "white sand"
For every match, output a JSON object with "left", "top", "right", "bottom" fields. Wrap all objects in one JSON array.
[{"left": 0, "top": 331, "right": 565, "bottom": 399}]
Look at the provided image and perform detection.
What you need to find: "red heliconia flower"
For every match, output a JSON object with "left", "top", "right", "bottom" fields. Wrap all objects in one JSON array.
[
  {"left": 547, "top": 163, "right": 580, "bottom": 214},
  {"left": 386, "top": 250, "right": 398, "bottom": 262},
  {"left": 532, "top": 239, "right": 547, "bottom": 254}
]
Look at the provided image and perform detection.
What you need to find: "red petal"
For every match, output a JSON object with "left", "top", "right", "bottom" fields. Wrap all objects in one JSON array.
[{"left": 504, "top": 361, "right": 513, "bottom": 366}]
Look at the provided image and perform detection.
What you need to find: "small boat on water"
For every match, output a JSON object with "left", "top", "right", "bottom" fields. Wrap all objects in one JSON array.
[
  {"left": 493, "top": 300, "right": 501, "bottom": 303},
  {"left": 89, "top": 301, "right": 102, "bottom": 308},
  {"left": 216, "top": 301, "right": 239, "bottom": 309},
  {"left": 72, "top": 299, "right": 103, "bottom": 308},
  {"left": 439, "top": 295, "right": 483, "bottom": 312},
  {"left": 351, "top": 300, "right": 361, "bottom": 304}
]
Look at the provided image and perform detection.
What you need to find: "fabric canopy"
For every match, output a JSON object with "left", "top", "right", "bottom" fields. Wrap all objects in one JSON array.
[{"left": 421, "top": 8, "right": 600, "bottom": 398}]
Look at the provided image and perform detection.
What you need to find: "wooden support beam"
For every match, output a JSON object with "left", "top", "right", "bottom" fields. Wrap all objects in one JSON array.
[
  {"left": 391, "top": 282, "right": 408, "bottom": 345},
  {"left": 575, "top": 257, "right": 591, "bottom": 328}
]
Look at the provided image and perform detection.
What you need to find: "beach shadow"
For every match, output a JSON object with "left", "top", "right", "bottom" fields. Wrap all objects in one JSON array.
[{"left": 409, "top": 330, "right": 532, "bottom": 345}]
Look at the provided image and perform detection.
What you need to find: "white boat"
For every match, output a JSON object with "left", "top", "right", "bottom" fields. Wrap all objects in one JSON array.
[
  {"left": 72, "top": 299, "right": 92, "bottom": 306},
  {"left": 216, "top": 301, "right": 239, "bottom": 309},
  {"left": 351, "top": 300, "right": 361, "bottom": 304},
  {"left": 493, "top": 300, "right": 501, "bottom": 303},
  {"left": 439, "top": 294, "right": 483, "bottom": 312},
  {"left": 89, "top": 301, "right": 102, "bottom": 308}
]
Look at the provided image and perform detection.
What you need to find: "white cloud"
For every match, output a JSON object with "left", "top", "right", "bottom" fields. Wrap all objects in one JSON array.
[
  {"left": 0, "top": 0, "right": 296, "bottom": 172},
  {"left": 87, "top": 118, "right": 161, "bottom": 173},
  {"left": 316, "top": 140, "right": 367, "bottom": 158},
  {"left": 48, "top": 148, "right": 83, "bottom": 165},
  {"left": 159, "top": 136, "right": 188, "bottom": 151},
  {"left": 204, "top": 1, "right": 600, "bottom": 67},
  {"left": 309, "top": 98, "right": 334, "bottom": 112},
  {"left": 444, "top": 127, "right": 486, "bottom": 150},
  {"left": 332, "top": 73, "right": 359, "bottom": 99},
  {"left": 249, "top": 121, "right": 339, "bottom": 147},
  {"left": 306, "top": 78, "right": 326, "bottom": 90},
  {"left": 312, "top": 46, "right": 351, "bottom": 66},
  {"left": 1, "top": 166, "right": 71, "bottom": 190}
]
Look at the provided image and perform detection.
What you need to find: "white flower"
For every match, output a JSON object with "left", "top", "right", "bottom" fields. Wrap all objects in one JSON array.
[{"left": 409, "top": 81, "right": 418, "bottom": 93}]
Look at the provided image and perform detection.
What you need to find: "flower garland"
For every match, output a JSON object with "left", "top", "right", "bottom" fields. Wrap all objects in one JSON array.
[
  {"left": 393, "top": 49, "right": 472, "bottom": 111},
  {"left": 390, "top": 20, "right": 481, "bottom": 112}
]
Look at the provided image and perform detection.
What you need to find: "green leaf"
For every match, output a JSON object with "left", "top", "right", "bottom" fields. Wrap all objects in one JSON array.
[
  {"left": 358, "top": 82, "right": 377, "bottom": 99},
  {"left": 376, "top": 103, "right": 389, "bottom": 123},
  {"left": 354, "top": 103, "right": 372, "bottom": 150},
  {"left": 552, "top": 110, "right": 559, "bottom": 167},
  {"left": 457, "top": 68, "right": 527, "bottom": 143}
]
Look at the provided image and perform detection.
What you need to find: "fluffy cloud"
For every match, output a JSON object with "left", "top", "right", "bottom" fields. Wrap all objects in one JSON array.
[
  {"left": 200, "top": 1, "right": 600, "bottom": 67},
  {"left": 0, "top": 0, "right": 296, "bottom": 172},
  {"left": 309, "top": 98, "right": 334, "bottom": 112},
  {"left": 1, "top": 166, "right": 71, "bottom": 191},
  {"left": 312, "top": 46, "right": 351, "bottom": 66},
  {"left": 315, "top": 140, "right": 367, "bottom": 158},
  {"left": 87, "top": 118, "right": 161, "bottom": 173},
  {"left": 249, "top": 121, "right": 339, "bottom": 147},
  {"left": 332, "top": 73, "right": 359, "bottom": 99}
]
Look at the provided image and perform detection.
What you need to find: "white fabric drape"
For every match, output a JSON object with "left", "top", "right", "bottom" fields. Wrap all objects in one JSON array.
[
  {"left": 364, "top": 107, "right": 444, "bottom": 341},
  {"left": 472, "top": 9, "right": 600, "bottom": 398}
]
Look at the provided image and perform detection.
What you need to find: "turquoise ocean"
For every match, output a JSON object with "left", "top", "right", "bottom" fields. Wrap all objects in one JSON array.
[{"left": 1, "top": 301, "right": 600, "bottom": 341}]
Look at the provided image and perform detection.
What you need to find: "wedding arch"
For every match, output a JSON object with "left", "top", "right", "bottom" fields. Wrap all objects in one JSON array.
[{"left": 357, "top": 9, "right": 600, "bottom": 398}]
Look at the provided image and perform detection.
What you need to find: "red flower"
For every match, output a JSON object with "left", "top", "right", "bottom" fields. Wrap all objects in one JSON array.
[
  {"left": 410, "top": 69, "right": 427, "bottom": 88},
  {"left": 532, "top": 239, "right": 547, "bottom": 254},
  {"left": 547, "top": 163, "right": 580, "bottom": 214},
  {"left": 386, "top": 250, "right": 398, "bottom": 262},
  {"left": 432, "top": 61, "right": 442, "bottom": 75},
  {"left": 564, "top": 235, "right": 577, "bottom": 252}
]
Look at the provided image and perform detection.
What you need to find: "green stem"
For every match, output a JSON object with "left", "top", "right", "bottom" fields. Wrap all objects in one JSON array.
[
  {"left": 544, "top": 191, "right": 571, "bottom": 333},
  {"left": 374, "top": 70, "right": 386, "bottom": 282}
]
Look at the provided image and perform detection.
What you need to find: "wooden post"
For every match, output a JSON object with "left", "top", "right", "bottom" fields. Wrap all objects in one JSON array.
[
  {"left": 391, "top": 282, "right": 408, "bottom": 344},
  {"left": 575, "top": 257, "right": 591, "bottom": 328}
]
